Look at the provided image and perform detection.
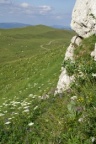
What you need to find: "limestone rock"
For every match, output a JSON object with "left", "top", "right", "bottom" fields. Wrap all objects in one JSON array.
[
  {"left": 55, "top": 35, "right": 83, "bottom": 94},
  {"left": 71, "top": 36, "right": 82, "bottom": 46},
  {"left": 71, "top": 0, "right": 96, "bottom": 38},
  {"left": 91, "top": 43, "right": 96, "bottom": 61},
  {"left": 65, "top": 36, "right": 82, "bottom": 61},
  {"left": 73, "top": 36, "right": 82, "bottom": 46},
  {"left": 55, "top": 68, "right": 74, "bottom": 94},
  {"left": 64, "top": 43, "right": 75, "bottom": 61}
]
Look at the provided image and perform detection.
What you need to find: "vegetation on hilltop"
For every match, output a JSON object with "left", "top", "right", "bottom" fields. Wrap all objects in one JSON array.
[
  {"left": 0, "top": 26, "right": 96, "bottom": 143},
  {"left": 0, "top": 25, "right": 74, "bottom": 63}
]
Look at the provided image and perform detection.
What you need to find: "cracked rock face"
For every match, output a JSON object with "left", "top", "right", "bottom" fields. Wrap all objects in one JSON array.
[{"left": 71, "top": 0, "right": 96, "bottom": 38}]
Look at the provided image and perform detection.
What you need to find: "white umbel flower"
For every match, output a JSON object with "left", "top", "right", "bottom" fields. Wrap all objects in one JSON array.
[
  {"left": 78, "top": 118, "right": 83, "bottom": 123},
  {"left": 34, "top": 106, "right": 38, "bottom": 110},
  {"left": 23, "top": 109, "right": 29, "bottom": 113},
  {"left": 70, "top": 96, "right": 77, "bottom": 101},
  {"left": 0, "top": 113, "right": 4, "bottom": 117},
  {"left": 5, "top": 121, "right": 11, "bottom": 125},
  {"left": 91, "top": 137, "right": 95, "bottom": 143},
  {"left": 92, "top": 73, "right": 96, "bottom": 77},
  {"left": 28, "top": 122, "right": 34, "bottom": 126}
]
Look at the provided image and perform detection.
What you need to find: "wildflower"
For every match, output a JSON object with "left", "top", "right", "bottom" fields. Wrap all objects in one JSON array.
[
  {"left": 34, "top": 83, "right": 38, "bottom": 87},
  {"left": 78, "top": 118, "right": 83, "bottom": 123},
  {"left": 70, "top": 96, "right": 77, "bottom": 101},
  {"left": 28, "top": 122, "right": 34, "bottom": 126},
  {"left": 5, "top": 121, "right": 11, "bottom": 125},
  {"left": 8, "top": 118, "right": 12, "bottom": 120},
  {"left": 78, "top": 71, "right": 84, "bottom": 77},
  {"left": 4, "top": 111, "right": 7, "bottom": 113},
  {"left": 23, "top": 109, "right": 29, "bottom": 113},
  {"left": 12, "top": 112, "right": 18, "bottom": 115},
  {"left": 29, "top": 94, "right": 33, "bottom": 97},
  {"left": 93, "top": 106, "right": 96, "bottom": 110},
  {"left": 18, "top": 107, "right": 22, "bottom": 110},
  {"left": 34, "top": 106, "right": 38, "bottom": 110},
  {"left": 41, "top": 94, "right": 49, "bottom": 100},
  {"left": 23, "top": 106, "right": 30, "bottom": 109},
  {"left": 45, "top": 94, "right": 49, "bottom": 99},
  {"left": 78, "top": 97, "right": 84, "bottom": 102},
  {"left": 21, "top": 101, "right": 28, "bottom": 106},
  {"left": 32, "top": 95, "right": 36, "bottom": 99},
  {"left": 0, "top": 113, "right": 4, "bottom": 117},
  {"left": 92, "top": 73, "right": 96, "bottom": 77},
  {"left": 15, "top": 101, "right": 20, "bottom": 104},
  {"left": 27, "top": 102, "right": 31, "bottom": 105},
  {"left": 91, "top": 137, "right": 95, "bottom": 143},
  {"left": 38, "top": 96, "right": 42, "bottom": 99}
]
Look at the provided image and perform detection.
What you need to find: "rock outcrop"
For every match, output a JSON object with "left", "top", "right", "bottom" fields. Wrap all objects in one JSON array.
[
  {"left": 71, "top": 0, "right": 96, "bottom": 38},
  {"left": 65, "top": 36, "right": 82, "bottom": 61},
  {"left": 55, "top": 0, "right": 96, "bottom": 94},
  {"left": 55, "top": 67, "right": 74, "bottom": 94}
]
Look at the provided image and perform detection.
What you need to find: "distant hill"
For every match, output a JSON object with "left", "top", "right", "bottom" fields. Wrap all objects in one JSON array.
[
  {"left": 0, "top": 23, "right": 71, "bottom": 30},
  {"left": 52, "top": 25, "right": 71, "bottom": 30},
  {"left": 0, "top": 23, "right": 31, "bottom": 29}
]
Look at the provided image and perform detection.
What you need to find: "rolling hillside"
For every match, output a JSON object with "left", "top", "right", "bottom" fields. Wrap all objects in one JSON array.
[
  {"left": 0, "top": 25, "right": 74, "bottom": 102},
  {"left": 0, "top": 25, "right": 95, "bottom": 143}
]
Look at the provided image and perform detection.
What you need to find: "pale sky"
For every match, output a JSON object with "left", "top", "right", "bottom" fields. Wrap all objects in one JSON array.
[{"left": 0, "top": 0, "right": 76, "bottom": 26}]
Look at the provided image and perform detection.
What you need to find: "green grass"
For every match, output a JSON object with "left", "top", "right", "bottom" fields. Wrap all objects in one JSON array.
[
  {"left": 0, "top": 26, "right": 74, "bottom": 104},
  {"left": 0, "top": 25, "right": 96, "bottom": 144},
  {"left": 0, "top": 25, "right": 73, "bottom": 63}
]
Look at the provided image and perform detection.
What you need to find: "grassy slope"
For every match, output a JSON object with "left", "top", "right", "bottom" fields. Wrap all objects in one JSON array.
[
  {"left": 0, "top": 26, "right": 74, "bottom": 104},
  {"left": 0, "top": 26, "right": 96, "bottom": 143}
]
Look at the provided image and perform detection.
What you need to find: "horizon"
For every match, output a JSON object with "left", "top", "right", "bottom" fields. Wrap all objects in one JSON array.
[{"left": 0, "top": 22, "right": 71, "bottom": 27}]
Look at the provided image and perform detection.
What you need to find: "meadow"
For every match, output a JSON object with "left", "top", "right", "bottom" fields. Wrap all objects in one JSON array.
[{"left": 0, "top": 25, "right": 96, "bottom": 143}]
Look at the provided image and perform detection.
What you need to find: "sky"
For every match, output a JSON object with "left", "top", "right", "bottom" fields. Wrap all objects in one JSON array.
[{"left": 0, "top": 0, "right": 76, "bottom": 26}]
